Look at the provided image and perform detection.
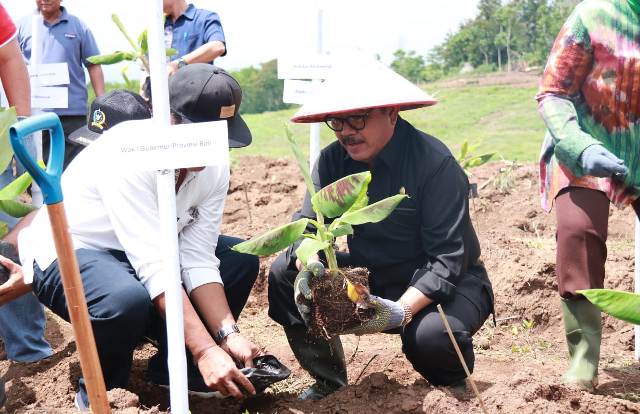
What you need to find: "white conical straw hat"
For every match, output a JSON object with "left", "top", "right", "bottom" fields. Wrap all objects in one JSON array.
[{"left": 291, "top": 59, "right": 437, "bottom": 123}]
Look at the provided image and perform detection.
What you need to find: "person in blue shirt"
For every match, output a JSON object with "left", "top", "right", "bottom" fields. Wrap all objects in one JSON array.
[
  {"left": 163, "top": 0, "right": 227, "bottom": 74},
  {"left": 17, "top": 0, "right": 105, "bottom": 169}
]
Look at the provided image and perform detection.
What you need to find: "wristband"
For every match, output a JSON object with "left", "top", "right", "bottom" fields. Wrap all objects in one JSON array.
[
  {"left": 399, "top": 301, "right": 413, "bottom": 326},
  {"left": 214, "top": 323, "right": 240, "bottom": 344}
]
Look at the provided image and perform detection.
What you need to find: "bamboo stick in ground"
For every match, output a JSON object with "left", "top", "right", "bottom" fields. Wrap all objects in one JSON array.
[{"left": 437, "top": 304, "right": 489, "bottom": 414}]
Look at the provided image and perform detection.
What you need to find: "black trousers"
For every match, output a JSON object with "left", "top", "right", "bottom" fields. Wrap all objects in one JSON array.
[
  {"left": 32, "top": 235, "right": 259, "bottom": 391},
  {"left": 42, "top": 114, "right": 86, "bottom": 170},
  {"left": 268, "top": 252, "right": 493, "bottom": 386}
]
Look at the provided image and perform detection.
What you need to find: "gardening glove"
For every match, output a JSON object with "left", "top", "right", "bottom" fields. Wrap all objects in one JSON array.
[
  {"left": 293, "top": 261, "right": 325, "bottom": 326},
  {"left": 579, "top": 144, "right": 628, "bottom": 178},
  {"left": 339, "top": 295, "right": 408, "bottom": 336}
]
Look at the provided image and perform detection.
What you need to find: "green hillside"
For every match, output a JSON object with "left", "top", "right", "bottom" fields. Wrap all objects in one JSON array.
[{"left": 237, "top": 77, "right": 545, "bottom": 162}]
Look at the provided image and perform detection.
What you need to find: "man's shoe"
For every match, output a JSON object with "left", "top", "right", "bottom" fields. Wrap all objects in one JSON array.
[
  {"left": 298, "top": 381, "right": 338, "bottom": 400},
  {"left": 561, "top": 298, "right": 602, "bottom": 390},
  {"left": 284, "top": 326, "right": 347, "bottom": 400}
]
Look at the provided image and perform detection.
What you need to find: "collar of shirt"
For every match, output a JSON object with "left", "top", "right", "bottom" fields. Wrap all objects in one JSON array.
[
  {"left": 361, "top": 116, "right": 409, "bottom": 170},
  {"left": 167, "top": 3, "right": 196, "bottom": 25}
]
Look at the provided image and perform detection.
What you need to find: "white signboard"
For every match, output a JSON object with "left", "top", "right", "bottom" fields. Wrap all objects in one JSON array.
[
  {"left": 31, "top": 86, "right": 68, "bottom": 109},
  {"left": 28, "top": 63, "right": 70, "bottom": 86},
  {"left": 283, "top": 79, "right": 321, "bottom": 104},
  {"left": 105, "top": 121, "right": 229, "bottom": 171},
  {"left": 277, "top": 55, "right": 333, "bottom": 80}
]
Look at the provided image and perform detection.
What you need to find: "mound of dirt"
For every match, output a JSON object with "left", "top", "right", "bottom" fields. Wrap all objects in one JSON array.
[{"left": 2, "top": 156, "right": 640, "bottom": 413}]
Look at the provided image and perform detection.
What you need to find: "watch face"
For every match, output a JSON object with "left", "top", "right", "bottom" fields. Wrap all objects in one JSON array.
[{"left": 177, "top": 58, "right": 187, "bottom": 68}]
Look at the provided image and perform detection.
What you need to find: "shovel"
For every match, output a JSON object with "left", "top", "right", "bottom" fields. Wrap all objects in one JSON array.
[{"left": 9, "top": 113, "right": 111, "bottom": 413}]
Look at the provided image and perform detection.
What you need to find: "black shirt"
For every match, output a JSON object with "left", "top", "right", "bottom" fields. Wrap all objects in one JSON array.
[{"left": 290, "top": 117, "right": 492, "bottom": 306}]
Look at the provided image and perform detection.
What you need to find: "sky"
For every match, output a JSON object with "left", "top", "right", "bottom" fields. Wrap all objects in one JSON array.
[{"left": 6, "top": 0, "right": 481, "bottom": 83}]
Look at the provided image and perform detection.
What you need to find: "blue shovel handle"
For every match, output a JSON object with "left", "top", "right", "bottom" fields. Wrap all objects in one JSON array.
[{"left": 9, "top": 113, "right": 65, "bottom": 205}]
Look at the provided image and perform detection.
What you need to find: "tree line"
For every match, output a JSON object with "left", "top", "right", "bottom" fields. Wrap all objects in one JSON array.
[{"left": 392, "top": 0, "right": 580, "bottom": 83}]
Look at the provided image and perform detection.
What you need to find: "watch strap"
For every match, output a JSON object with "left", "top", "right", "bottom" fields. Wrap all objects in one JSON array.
[
  {"left": 177, "top": 57, "right": 188, "bottom": 69},
  {"left": 214, "top": 323, "right": 240, "bottom": 344}
]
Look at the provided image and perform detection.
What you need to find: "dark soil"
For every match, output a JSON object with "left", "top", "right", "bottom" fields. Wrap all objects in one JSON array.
[{"left": 308, "top": 267, "right": 374, "bottom": 338}]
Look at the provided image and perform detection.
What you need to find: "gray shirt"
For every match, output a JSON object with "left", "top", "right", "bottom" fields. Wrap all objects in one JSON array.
[{"left": 17, "top": 6, "right": 100, "bottom": 116}]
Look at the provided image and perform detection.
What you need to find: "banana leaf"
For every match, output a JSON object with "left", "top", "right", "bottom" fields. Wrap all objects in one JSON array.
[
  {"left": 463, "top": 153, "right": 495, "bottom": 169},
  {"left": 0, "top": 108, "right": 16, "bottom": 174},
  {"left": 578, "top": 289, "right": 640, "bottom": 325},
  {"left": 285, "top": 126, "right": 315, "bottom": 197},
  {"left": 88, "top": 51, "right": 136, "bottom": 65},
  {"left": 311, "top": 172, "right": 371, "bottom": 218},
  {"left": 112, "top": 14, "right": 138, "bottom": 51},
  {"left": 0, "top": 171, "right": 36, "bottom": 218},
  {"left": 138, "top": 29, "right": 148, "bottom": 54},
  {"left": 295, "top": 238, "right": 329, "bottom": 266},
  {"left": 329, "top": 223, "right": 353, "bottom": 238},
  {"left": 232, "top": 218, "right": 309, "bottom": 256},
  {"left": 340, "top": 194, "right": 407, "bottom": 225}
]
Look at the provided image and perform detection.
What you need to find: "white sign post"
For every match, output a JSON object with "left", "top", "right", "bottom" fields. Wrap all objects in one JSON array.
[
  {"left": 147, "top": 0, "right": 188, "bottom": 411},
  {"left": 277, "top": 8, "right": 328, "bottom": 171},
  {"left": 29, "top": 13, "right": 44, "bottom": 208}
]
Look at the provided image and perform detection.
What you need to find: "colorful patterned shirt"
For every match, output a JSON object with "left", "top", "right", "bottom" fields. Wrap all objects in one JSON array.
[{"left": 537, "top": 0, "right": 640, "bottom": 212}]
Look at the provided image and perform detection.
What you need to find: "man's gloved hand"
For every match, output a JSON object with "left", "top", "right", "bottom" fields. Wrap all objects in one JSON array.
[
  {"left": 293, "top": 261, "right": 325, "bottom": 326},
  {"left": 579, "top": 144, "right": 628, "bottom": 177},
  {"left": 340, "top": 295, "right": 408, "bottom": 336}
]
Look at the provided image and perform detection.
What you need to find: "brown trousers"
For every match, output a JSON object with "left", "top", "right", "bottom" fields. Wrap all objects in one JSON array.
[{"left": 555, "top": 187, "right": 640, "bottom": 298}]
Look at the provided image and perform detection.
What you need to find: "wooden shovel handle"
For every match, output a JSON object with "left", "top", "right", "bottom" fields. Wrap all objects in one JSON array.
[{"left": 48, "top": 203, "right": 111, "bottom": 413}]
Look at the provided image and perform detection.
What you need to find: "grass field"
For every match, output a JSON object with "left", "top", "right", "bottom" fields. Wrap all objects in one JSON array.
[{"left": 237, "top": 76, "right": 545, "bottom": 163}]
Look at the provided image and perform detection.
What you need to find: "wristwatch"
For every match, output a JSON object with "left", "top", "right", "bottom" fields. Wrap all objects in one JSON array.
[
  {"left": 176, "top": 57, "right": 188, "bottom": 69},
  {"left": 214, "top": 323, "right": 240, "bottom": 344}
]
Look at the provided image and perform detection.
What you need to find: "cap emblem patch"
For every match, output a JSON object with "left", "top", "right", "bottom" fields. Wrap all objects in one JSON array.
[{"left": 91, "top": 109, "right": 106, "bottom": 130}]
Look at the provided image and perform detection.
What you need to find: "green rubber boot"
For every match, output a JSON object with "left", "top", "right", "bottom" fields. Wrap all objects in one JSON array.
[
  {"left": 561, "top": 298, "right": 602, "bottom": 390},
  {"left": 284, "top": 326, "right": 347, "bottom": 400}
]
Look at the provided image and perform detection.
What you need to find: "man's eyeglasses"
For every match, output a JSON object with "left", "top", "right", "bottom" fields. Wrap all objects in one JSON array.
[{"left": 324, "top": 110, "right": 372, "bottom": 132}]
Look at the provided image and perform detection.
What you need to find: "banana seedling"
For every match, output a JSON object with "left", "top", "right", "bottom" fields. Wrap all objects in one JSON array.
[
  {"left": 87, "top": 14, "right": 177, "bottom": 89},
  {"left": 232, "top": 126, "right": 407, "bottom": 304}
]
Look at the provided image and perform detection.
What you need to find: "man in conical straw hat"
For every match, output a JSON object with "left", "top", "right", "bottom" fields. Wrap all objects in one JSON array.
[{"left": 268, "top": 61, "right": 495, "bottom": 399}]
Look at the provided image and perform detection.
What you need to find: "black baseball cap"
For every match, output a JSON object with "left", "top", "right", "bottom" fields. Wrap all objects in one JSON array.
[
  {"left": 169, "top": 64, "right": 252, "bottom": 148},
  {"left": 68, "top": 90, "right": 152, "bottom": 146}
]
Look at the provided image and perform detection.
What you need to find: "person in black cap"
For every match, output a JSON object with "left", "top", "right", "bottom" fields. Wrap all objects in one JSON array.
[{"left": 0, "top": 64, "right": 262, "bottom": 410}]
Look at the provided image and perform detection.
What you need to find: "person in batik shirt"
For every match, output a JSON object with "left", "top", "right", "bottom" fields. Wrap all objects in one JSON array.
[{"left": 537, "top": 0, "right": 640, "bottom": 390}]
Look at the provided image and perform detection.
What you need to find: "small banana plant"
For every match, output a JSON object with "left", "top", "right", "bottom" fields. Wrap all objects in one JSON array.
[
  {"left": 457, "top": 139, "right": 495, "bottom": 176},
  {"left": 87, "top": 14, "right": 177, "bottom": 90},
  {"left": 0, "top": 108, "right": 41, "bottom": 236},
  {"left": 578, "top": 289, "right": 640, "bottom": 325},
  {"left": 232, "top": 126, "right": 407, "bottom": 302}
]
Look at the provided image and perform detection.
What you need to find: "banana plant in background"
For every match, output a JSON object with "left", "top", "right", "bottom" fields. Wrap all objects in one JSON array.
[
  {"left": 232, "top": 126, "right": 406, "bottom": 300},
  {"left": 87, "top": 14, "right": 177, "bottom": 90},
  {"left": 0, "top": 108, "right": 39, "bottom": 236},
  {"left": 578, "top": 289, "right": 640, "bottom": 325},
  {"left": 456, "top": 139, "right": 495, "bottom": 176},
  {"left": 457, "top": 139, "right": 495, "bottom": 198}
]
